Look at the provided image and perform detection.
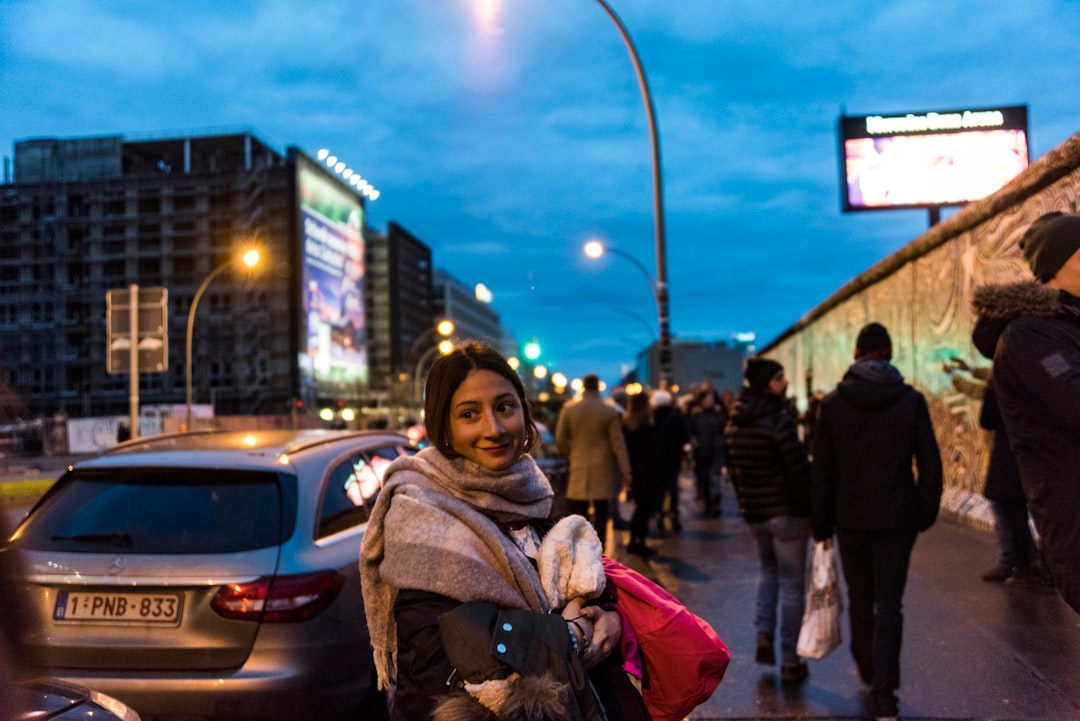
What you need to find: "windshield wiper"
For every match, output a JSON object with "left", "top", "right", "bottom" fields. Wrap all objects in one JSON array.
[{"left": 51, "top": 532, "right": 133, "bottom": 548}]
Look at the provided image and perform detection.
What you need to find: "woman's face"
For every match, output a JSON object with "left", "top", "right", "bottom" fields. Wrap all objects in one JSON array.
[{"left": 448, "top": 369, "right": 527, "bottom": 472}]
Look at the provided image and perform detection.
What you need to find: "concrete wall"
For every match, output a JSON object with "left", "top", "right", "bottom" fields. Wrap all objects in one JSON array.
[{"left": 762, "top": 131, "right": 1080, "bottom": 528}]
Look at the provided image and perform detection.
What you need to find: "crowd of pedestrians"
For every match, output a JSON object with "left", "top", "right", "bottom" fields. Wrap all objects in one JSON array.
[{"left": 542, "top": 212, "right": 1080, "bottom": 720}]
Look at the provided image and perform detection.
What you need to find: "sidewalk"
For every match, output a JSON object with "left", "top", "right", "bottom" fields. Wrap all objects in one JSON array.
[{"left": 613, "top": 474, "right": 1080, "bottom": 721}]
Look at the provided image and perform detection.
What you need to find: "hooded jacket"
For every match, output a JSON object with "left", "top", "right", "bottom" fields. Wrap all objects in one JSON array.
[
  {"left": 972, "top": 281, "right": 1080, "bottom": 614},
  {"left": 811, "top": 358, "right": 942, "bottom": 540},
  {"left": 724, "top": 387, "right": 811, "bottom": 524}
]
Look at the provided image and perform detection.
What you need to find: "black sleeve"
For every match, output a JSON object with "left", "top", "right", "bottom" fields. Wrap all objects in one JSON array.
[{"left": 392, "top": 589, "right": 459, "bottom": 721}]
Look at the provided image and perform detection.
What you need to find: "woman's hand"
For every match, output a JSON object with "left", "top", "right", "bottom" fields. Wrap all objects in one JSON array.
[{"left": 577, "top": 605, "right": 622, "bottom": 669}]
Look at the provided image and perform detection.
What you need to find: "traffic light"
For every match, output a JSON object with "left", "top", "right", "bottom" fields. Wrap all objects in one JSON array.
[{"left": 523, "top": 338, "right": 541, "bottom": 361}]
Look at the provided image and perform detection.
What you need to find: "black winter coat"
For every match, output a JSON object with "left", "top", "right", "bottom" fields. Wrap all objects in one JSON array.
[
  {"left": 811, "top": 359, "right": 942, "bottom": 540},
  {"left": 624, "top": 421, "right": 663, "bottom": 507},
  {"left": 652, "top": 405, "right": 690, "bottom": 474},
  {"left": 972, "top": 281, "right": 1080, "bottom": 614},
  {"left": 724, "top": 388, "right": 811, "bottom": 524},
  {"left": 977, "top": 381, "right": 1025, "bottom": 502}
]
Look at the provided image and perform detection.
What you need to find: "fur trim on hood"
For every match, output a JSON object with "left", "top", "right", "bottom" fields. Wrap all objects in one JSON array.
[
  {"left": 972, "top": 281, "right": 1062, "bottom": 320},
  {"left": 971, "top": 281, "right": 1065, "bottom": 359}
]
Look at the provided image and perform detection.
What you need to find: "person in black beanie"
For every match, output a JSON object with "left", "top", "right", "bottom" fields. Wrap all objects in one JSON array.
[
  {"left": 725, "top": 356, "right": 812, "bottom": 684},
  {"left": 971, "top": 210, "right": 1080, "bottom": 616},
  {"left": 811, "top": 323, "right": 943, "bottom": 721}
]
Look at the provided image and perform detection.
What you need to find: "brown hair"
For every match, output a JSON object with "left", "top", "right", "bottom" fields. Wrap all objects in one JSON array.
[
  {"left": 623, "top": 391, "right": 651, "bottom": 432},
  {"left": 423, "top": 341, "right": 540, "bottom": 457}
]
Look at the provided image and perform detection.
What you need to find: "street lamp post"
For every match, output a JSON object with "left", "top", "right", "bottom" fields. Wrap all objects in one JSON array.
[
  {"left": 594, "top": 0, "right": 672, "bottom": 389},
  {"left": 185, "top": 249, "right": 261, "bottom": 431},
  {"left": 414, "top": 339, "right": 454, "bottom": 406}
]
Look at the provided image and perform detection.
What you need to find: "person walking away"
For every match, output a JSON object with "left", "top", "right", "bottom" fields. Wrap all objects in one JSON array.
[
  {"left": 812, "top": 322, "right": 943, "bottom": 721},
  {"left": 360, "top": 343, "right": 648, "bottom": 720},
  {"left": 688, "top": 386, "right": 728, "bottom": 518},
  {"left": 622, "top": 391, "right": 661, "bottom": 556},
  {"left": 650, "top": 389, "right": 690, "bottom": 535},
  {"left": 971, "top": 211, "right": 1080, "bottom": 614},
  {"left": 556, "top": 373, "right": 633, "bottom": 543},
  {"left": 725, "top": 357, "right": 812, "bottom": 684}
]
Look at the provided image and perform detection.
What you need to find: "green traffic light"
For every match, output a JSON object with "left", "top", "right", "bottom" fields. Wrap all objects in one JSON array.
[{"left": 524, "top": 339, "right": 541, "bottom": 361}]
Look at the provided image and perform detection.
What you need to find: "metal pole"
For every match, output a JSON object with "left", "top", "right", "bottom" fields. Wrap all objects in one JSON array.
[
  {"left": 128, "top": 284, "right": 140, "bottom": 440},
  {"left": 186, "top": 261, "right": 232, "bottom": 431},
  {"left": 413, "top": 345, "right": 442, "bottom": 408},
  {"left": 605, "top": 246, "right": 657, "bottom": 297},
  {"left": 595, "top": 0, "right": 672, "bottom": 389}
]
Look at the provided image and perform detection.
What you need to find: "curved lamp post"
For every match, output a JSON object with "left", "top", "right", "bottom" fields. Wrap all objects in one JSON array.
[
  {"left": 413, "top": 339, "right": 455, "bottom": 406},
  {"left": 594, "top": 0, "right": 672, "bottom": 388},
  {"left": 185, "top": 249, "right": 261, "bottom": 430},
  {"left": 585, "top": 240, "right": 660, "bottom": 345}
]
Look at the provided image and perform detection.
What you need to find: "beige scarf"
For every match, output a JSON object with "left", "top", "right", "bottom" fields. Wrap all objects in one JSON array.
[{"left": 360, "top": 447, "right": 555, "bottom": 690}]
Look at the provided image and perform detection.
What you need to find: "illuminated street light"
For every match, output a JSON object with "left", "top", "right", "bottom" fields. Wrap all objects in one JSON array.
[
  {"left": 473, "top": 0, "right": 672, "bottom": 387},
  {"left": 185, "top": 248, "right": 261, "bottom": 430}
]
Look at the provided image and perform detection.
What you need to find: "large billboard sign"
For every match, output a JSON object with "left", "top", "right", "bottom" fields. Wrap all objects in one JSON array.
[
  {"left": 295, "top": 153, "right": 367, "bottom": 402},
  {"left": 839, "top": 105, "right": 1029, "bottom": 212}
]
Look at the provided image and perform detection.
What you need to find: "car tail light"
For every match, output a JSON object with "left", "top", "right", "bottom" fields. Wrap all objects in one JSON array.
[{"left": 212, "top": 570, "right": 345, "bottom": 622}]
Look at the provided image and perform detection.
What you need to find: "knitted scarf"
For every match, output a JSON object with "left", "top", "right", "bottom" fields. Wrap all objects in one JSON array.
[{"left": 359, "top": 446, "right": 555, "bottom": 690}]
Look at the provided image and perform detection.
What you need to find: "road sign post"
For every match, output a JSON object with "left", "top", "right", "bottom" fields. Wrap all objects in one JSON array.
[{"left": 106, "top": 286, "right": 169, "bottom": 440}]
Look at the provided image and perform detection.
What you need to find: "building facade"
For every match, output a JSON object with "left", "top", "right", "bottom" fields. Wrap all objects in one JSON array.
[{"left": 0, "top": 132, "right": 413, "bottom": 422}]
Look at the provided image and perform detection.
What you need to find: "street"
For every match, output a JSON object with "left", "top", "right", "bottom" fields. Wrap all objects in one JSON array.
[
  {"left": 612, "top": 474, "right": 1080, "bottom": 721},
  {"left": 4, "top": 460, "right": 1080, "bottom": 720}
]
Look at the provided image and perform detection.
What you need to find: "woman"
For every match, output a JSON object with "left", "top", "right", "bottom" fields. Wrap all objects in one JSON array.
[
  {"left": 622, "top": 391, "right": 660, "bottom": 556},
  {"left": 361, "top": 342, "right": 649, "bottom": 721},
  {"left": 724, "top": 357, "right": 812, "bottom": 684}
]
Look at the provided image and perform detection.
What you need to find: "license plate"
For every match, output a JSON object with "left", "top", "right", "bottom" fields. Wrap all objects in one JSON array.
[{"left": 53, "top": 591, "right": 183, "bottom": 624}]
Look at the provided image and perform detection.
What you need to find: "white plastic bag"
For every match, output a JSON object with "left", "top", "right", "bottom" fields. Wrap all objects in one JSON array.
[{"left": 796, "top": 540, "right": 843, "bottom": 659}]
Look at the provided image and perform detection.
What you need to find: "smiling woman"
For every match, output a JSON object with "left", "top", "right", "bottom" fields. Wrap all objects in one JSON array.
[{"left": 360, "top": 341, "right": 651, "bottom": 720}]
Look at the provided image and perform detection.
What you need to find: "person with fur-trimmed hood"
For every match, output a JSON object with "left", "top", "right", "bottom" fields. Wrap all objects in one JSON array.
[{"left": 971, "top": 211, "right": 1080, "bottom": 615}]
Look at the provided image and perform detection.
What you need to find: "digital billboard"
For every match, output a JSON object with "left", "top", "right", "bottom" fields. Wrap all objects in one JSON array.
[
  {"left": 295, "top": 152, "right": 367, "bottom": 402},
  {"left": 839, "top": 105, "right": 1028, "bottom": 212}
]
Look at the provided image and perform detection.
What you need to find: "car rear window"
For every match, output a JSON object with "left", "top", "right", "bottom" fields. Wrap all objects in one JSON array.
[{"left": 14, "top": 467, "right": 295, "bottom": 554}]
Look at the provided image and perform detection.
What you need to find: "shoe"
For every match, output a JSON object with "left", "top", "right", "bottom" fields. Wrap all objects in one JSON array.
[
  {"left": 627, "top": 543, "right": 658, "bottom": 557},
  {"left": 780, "top": 660, "right": 808, "bottom": 683},
  {"left": 755, "top": 632, "right": 775, "bottom": 665},
  {"left": 981, "top": 564, "right": 1012, "bottom": 582},
  {"left": 871, "top": 690, "right": 899, "bottom": 720}
]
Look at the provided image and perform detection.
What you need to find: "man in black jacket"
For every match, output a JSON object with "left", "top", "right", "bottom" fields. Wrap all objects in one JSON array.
[
  {"left": 812, "top": 323, "right": 942, "bottom": 721},
  {"left": 972, "top": 210, "right": 1080, "bottom": 615}
]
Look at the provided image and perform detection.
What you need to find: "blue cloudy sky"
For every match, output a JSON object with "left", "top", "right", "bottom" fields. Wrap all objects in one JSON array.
[{"left": 3, "top": 1, "right": 1079, "bottom": 385}]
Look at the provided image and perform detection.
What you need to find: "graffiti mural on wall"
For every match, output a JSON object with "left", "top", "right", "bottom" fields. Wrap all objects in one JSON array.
[{"left": 765, "top": 131, "right": 1080, "bottom": 528}]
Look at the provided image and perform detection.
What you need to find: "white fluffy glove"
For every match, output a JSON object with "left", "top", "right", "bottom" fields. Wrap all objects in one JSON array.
[{"left": 537, "top": 514, "right": 606, "bottom": 610}]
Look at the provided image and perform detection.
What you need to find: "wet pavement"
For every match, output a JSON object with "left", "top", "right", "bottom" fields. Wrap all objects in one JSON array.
[
  {"left": 609, "top": 474, "right": 1080, "bottom": 721},
  {"left": 4, "top": 458, "right": 1079, "bottom": 720}
]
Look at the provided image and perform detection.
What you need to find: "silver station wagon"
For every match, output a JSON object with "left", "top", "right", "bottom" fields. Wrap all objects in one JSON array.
[{"left": 8, "top": 429, "right": 417, "bottom": 721}]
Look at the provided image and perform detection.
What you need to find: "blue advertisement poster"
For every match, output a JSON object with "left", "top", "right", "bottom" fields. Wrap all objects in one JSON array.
[{"left": 296, "top": 155, "right": 367, "bottom": 400}]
